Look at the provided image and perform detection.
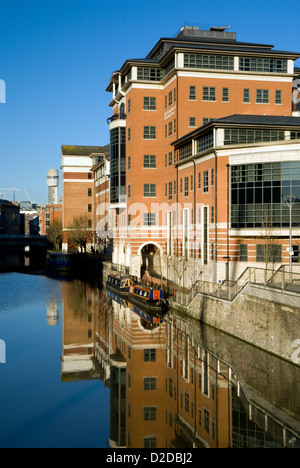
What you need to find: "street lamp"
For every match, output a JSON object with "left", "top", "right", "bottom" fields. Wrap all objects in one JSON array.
[{"left": 284, "top": 195, "right": 296, "bottom": 283}]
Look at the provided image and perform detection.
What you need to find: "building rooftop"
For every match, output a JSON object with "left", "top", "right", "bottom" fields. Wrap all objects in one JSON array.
[
  {"left": 172, "top": 114, "right": 300, "bottom": 146},
  {"left": 108, "top": 26, "right": 300, "bottom": 83},
  {"left": 61, "top": 145, "right": 110, "bottom": 157}
]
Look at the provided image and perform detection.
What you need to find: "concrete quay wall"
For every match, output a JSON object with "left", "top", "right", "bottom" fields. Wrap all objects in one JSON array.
[{"left": 171, "top": 285, "right": 300, "bottom": 365}]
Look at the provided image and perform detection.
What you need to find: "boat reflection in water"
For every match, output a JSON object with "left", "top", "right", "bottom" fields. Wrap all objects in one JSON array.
[{"left": 60, "top": 279, "right": 300, "bottom": 449}]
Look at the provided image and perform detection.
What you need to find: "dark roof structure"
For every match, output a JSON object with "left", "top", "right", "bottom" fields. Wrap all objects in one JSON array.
[{"left": 172, "top": 115, "right": 300, "bottom": 147}]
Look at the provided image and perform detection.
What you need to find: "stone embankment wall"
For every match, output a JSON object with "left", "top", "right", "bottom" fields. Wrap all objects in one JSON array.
[{"left": 171, "top": 285, "right": 300, "bottom": 365}]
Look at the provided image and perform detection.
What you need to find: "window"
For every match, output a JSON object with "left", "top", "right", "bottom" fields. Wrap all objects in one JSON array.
[
  {"left": 128, "top": 184, "right": 131, "bottom": 198},
  {"left": 243, "top": 88, "right": 250, "bottom": 103},
  {"left": 144, "top": 377, "right": 157, "bottom": 390},
  {"left": 231, "top": 162, "right": 300, "bottom": 229},
  {"left": 184, "top": 177, "right": 189, "bottom": 197},
  {"left": 137, "top": 67, "right": 163, "bottom": 81},
  {"left": 189, "top": 117, "right": 196, "bottom": 127},
  {"left": 203, "top": 87, "right": 216, "bottom": 101},
  {"left": 168, "top": 152, "right": 173, "bottom": 166},
  {"left": 256, "top": 245, "right": 282, "bottom": 263},
  {"left": 275, "top": 90, "right": 282, "bottom": 104},
  {"left": 239, "top": 57, "right": 287, "bottom": 73},
  {"left": 196, "top": 131, "right": 214, "bottom": 153},
  {"left": 128, "top": 156, "right": 131, "bottom": 170},
  {"left": 185, "top": 392, "right": 189, "bottom": 412},
  {"left": 224, "top": 129, "right": 284, "bottom": 145},
  {"left": 256, "top": 89, "right": 269, "bottom": 103},
  {"left": 168, "top": 121, "right": 173, "bottom": 136},
  {"left": 144, "top": 126, "right": 156, "bottom": 139},
  {"left": 203, "top": 171, "right": 209, "bottom": 192},
  {"left": 211, "top": 206, "right": 214, "bottom": 223},
  {"left": 144, "top": 155, "right": 156, "bottom": 168},
  {"left": 168, "top": 91, "right": 173, "bottom": 106},
  {"left": 144, "top": 407, "right": 157, "bottom": 421},
  {"left": 144, "top": 97, "right": 156, "bottom": 110},
  {"left": 204, "top": 409, "right": 210, "bottom": 433},
  {"left": 144, "top": 436, "right": 156, "bottom": 448},
  {"left": 240, "top": 244, "right": 248, "bottom": 262},
  {"left": 144, "top": 184, "right": 156, "bottom": 197},
  {"left": 222, "top": 87, "right": 229, "bottom": 102},
  {"left": 168, "top": 182, "right": 172, "bottom": 200},
  {"left": 88, "top": 188, "right": 92, "bottom": 197},
  {"left": 88, "top": 204, "right": 92, "bottom": 213},
  {"left": 128, "top": 98, "right": 131, "bottom": 112},
  {"left": 128, "top": 127, "right": 131, "bottom": 141},
  {"left": 189, "top": 86, "right": 196, "bottom": 100},
  {"left": 198, "top": 173, "right": 201, "bottom": 190},
  {"left": 144, "top": 349, "right": 156, "bottom": 362},
  {"left": 184, "top": 53, "right": 234, "bottom": 70},
  {"left": 211, "top": 168, "right": 214, "bottom": 186}
]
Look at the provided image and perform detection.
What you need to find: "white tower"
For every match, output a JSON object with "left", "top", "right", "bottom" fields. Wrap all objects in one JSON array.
[{"left": 47, "top": 169, "right": 59, "bottom": 205}]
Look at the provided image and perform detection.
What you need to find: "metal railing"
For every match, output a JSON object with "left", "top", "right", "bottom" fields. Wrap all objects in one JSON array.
[{"left": 174, "top": 266, "right": 300, "bottom": 306}]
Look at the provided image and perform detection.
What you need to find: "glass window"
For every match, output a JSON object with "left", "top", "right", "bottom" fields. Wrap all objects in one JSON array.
[
  {"left": 240, "top": 244, "right": 248, "bottom": 262},
  {"left": 243, "top": 88, "right": 250, "bottom": 103},
  {"left": 143, "top": 213, "right": 156, "bottom": 226},
  {"left": 189, "top": 117, "right": 196, "bottom": 127},
  {"left": 203, "top": 171, "right": 209, "bottom": 192},
  {"left": 144, "top": 126, "right": 156, "bottom": 139},
  {"left": 222, "top": 87, "right": 229, "bottom": 102},
  {"left": 144, "top": 349, "right": 156, "bottom": 361},
  {"left": 144, "top": 155, "right": 156, "bottom": 168},
  {"left": 203, "top": 87, "right": 216, "bottom": 101},
  {"left": 189, "top": 86, "right": 196, "bottom": 100},
  {"left": 256, "top": 89, "right": 269, "bottom": 103},
  {"left": 275, "top": 90, "right": 282, "bottom": 104},
  {"left": 143, "top": 97, "right": 156, "bottom": 110},
  {"left": 144, "top": 184, "right": 156, "bottom": 197}
]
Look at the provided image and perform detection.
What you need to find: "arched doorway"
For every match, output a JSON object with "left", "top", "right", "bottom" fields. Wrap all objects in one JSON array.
[{"left": 139, "top": 243, "right": 160, "bottom": 279}]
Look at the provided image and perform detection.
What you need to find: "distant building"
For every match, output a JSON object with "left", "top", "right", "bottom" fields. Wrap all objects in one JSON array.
[
  {"left": 0, "top": 200, "right": 20, "bottom": 235},
  {"left": 47, "top": 169, "right": 59, "bottom": 205},
  {"left": 20, "top": 209, "right": 39, "bottom": 235},
  {"left": 61, "top": 145, "right": 110, "bottom": 251},
  {"left": 40, "top": 204, "right": 63, "bottom": 235}
]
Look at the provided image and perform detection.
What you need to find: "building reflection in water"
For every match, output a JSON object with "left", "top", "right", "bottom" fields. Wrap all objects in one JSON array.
[{"left": 60, "top": 280, "right": 300, "bottom": 449}]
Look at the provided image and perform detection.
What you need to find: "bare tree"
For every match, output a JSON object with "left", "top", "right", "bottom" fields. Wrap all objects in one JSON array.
[
  {"left": 47, "top": 220, "right": 62, "bottom": 251},
  {"left": 68, "top": 215, "right": 93, "bottom": 254},
  {"left": 258, "top": 209, "right": 282, "bottom": 280}
]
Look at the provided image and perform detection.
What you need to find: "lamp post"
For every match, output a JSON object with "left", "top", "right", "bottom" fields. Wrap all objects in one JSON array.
[{"left": 284, "top": 195, "right": 296, "bottom": 283}]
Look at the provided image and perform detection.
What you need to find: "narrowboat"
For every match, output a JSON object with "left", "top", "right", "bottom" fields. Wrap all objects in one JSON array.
[
  {"left": 128, "top": 301, "right": 164, "bottom": 327},
  {"left": 106, "top": 274, "right": 132, "bottom": 296},
  {"left": 46, "top": 251, "right": 73, "bottom": 272},
  {"left": 106, "top": 288, "right": 129, "bottom": 308},
  {"left": 128, "top": 284, "right": 169, "bottom": 311}
]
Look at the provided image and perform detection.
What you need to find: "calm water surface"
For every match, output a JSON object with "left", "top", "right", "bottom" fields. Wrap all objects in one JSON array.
[{"left": 0, "top": 272, "right": 299, "bottom": 448}]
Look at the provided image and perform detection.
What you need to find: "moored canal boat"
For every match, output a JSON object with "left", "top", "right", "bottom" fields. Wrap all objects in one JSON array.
[
  {"left": 128, "top": 284, "right": 169, "bottom": 311},
  {"left": 106, "top": 274, "right": 132, "bottom": 296}
]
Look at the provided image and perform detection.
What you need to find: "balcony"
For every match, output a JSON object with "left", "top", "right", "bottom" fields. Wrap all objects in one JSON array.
[{"left": 107, "top": 113, "right": 127, "bottom": 125}]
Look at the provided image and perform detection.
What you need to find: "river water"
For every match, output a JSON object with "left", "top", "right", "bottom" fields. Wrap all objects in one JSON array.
[{"left": 0, "top": 272, "right": 299, "bottom": 449}]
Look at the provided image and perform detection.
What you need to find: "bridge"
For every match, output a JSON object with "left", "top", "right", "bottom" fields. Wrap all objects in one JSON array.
[{"left": 0, "top": 234, "right": 48, "bottom": 248}]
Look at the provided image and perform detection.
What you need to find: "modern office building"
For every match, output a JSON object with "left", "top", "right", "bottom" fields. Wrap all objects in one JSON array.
[{"left": 105, "top": 25, "right": 300, "bottom": 284}]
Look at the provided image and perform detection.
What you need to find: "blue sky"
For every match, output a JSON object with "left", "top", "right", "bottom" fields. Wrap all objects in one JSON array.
[{"left": 0, "top": 0, "right": 299, "bottom": 204}]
